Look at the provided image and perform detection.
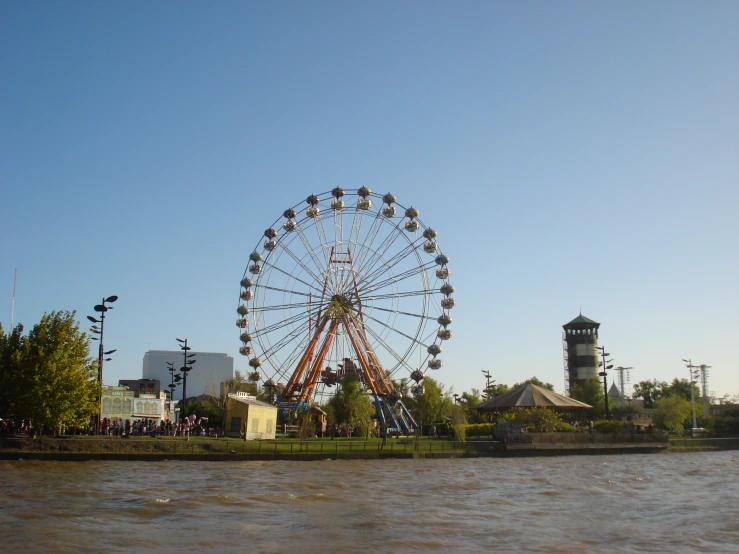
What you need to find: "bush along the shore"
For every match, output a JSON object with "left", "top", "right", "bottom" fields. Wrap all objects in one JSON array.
[{"left": 593, "top": 420, "right": 625, "bottom": 434}]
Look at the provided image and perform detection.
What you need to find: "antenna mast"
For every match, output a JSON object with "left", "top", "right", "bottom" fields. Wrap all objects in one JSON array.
[{"left": 10, "top": 269, "right": 17, "bottom": 329}]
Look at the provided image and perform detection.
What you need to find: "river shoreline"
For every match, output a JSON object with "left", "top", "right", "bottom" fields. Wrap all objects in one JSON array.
[{"left": 2, "top": 434, "right": 735, "bottom": 462}]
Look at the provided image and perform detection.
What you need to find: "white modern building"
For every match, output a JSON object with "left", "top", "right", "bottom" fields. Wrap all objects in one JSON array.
[{"left": 142, "top": 350, "right": 234, "bottom": 401}]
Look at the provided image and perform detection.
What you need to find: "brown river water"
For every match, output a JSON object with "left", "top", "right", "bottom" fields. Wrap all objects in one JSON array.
[{"left": 1, "top": 451, "right": 737, "bottom": 553}]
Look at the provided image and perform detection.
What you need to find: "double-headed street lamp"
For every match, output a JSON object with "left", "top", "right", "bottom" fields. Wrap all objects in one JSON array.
[
  {"left": 87, "top": 295, "right": 118, "bottom": 434},
  {"left": 176, "top": 338, "right": 196, "bottom": 418},
  {"left": 597, "top": 346, "right": 614, "bottom": 419}
]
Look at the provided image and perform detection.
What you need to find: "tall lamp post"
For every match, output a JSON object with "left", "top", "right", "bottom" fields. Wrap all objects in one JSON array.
[
  {"left": 481, "top": 370, "right": 494, "bottom": 400},
  {"left": 597, "top": 346, "right": 614, "bottom": 419},
  {"left": 87, "top": 295, "right": 118, "bottom": 434},
  {"left": 166, "top": 361, "right": 180, "bottom": 423},
  {"left": 176, "top": 338, "right": 196, "bottom": 418},
  {"left": 682, "top": 359, "right": 701, "bottom": 430}
]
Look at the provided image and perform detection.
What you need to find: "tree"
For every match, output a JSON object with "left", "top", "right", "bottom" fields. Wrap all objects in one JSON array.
[
  {"left": 665, "top": 378, "right": 700, "bottom": 403},
  {"left": 460, "top": 388, "right": 482, "bottom": 410},
  {"left": 323, "top": 373, "right": 375, "bottom": 437},
  {"left": 610, "top": 401, "right": 642, "bottom": 422},
  {"left": 512, "top": 376, "right": 555, "bottom": 391},
  {"left": 0, "top": 323, "right": 25, "bottom": 419},
  {"left": 2, "top": 311, "right": 100, "bottom": 433},
  {"left": 205, "top": 370, "right": 258, "bottom": 422},
  {"left": 569, "top": 378, "right": 605, "bottom": 419},
  {"left": 653, "top": 396, "right": 693, "bottom": 434},
  {"left": 404, "top": 377, "right": 452, "bottom": 429},
  {"left": 501, "top": 408, "right": 573, "bottom": 432},
  {"left": 633, "top": 379, "right": 669, "bottom": 408},
  {"left": 183, "top": 397, "right": 223, "bottom": 425},
  {"left": 484, "top": 383, "right": 510, "bottom": 399}
]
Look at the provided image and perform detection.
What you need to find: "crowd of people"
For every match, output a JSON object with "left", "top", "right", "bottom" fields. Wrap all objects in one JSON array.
[{"left": 0, "top": 416, "right": 224, "bottom": 437}]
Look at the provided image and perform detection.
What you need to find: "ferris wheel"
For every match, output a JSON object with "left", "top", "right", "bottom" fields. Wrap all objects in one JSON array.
[{"left": 236, "top": 187, "right": 454, "bottom": 430}]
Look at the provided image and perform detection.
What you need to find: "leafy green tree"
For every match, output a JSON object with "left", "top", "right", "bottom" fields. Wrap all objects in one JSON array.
[
  {"left": 0, "top": 323, "right": 25, "bottom": 420},
  {"left": 404, "top": 376, "right": 452, "bottom": 428},
  {"left": 610, "top": 401, "right": 642, "bottom": 422},
  {"left": 205, "top": 369, "right": 258, "bottom": 421},
  {"left": 459, "top": 388, "right": 481, "bottom": 409},
  {"left": 665, "top": 378, "right": 700, "bottom": 403},
  {"left": 632, "top": 379, "right": 669, "bottom": 408},
  {"left": 389, "top": 373, "right": 410, "bottom": 397},
  {"left": 5, "top": 311, "right": 100, "bottom": 433},
  {"left": 500, "top": 408, "right": 573, "bottom": 432},
  {"left": 569, "top": 378, "right": 605, "bottom": 419},
  {"left": 653, "top": 396, "right": 693, "bottom": 434},
  {"left": 183, "top": 397, "right": 223, "bottom": 425},
  {"left": 484, "top": 383, "right": 510, "bottom": 399},
  {"left": 324, "top": 373, "right": 375, "bottom": 436},
  {"left": 450, "top": 402, "right": 467, "bottom": 441},
  {"left": 512, "top": 376, "right": 555, "bottom": 391}
]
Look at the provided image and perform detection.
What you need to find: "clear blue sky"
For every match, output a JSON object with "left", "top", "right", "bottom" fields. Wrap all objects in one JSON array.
[{"left": 2, "top": 2, "right": 737, "bottom": 398}]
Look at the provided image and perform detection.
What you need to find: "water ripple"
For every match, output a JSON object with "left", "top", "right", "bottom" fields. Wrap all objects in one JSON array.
[{"left": 0, "top": 452, "right": 738, "bottom": 552}]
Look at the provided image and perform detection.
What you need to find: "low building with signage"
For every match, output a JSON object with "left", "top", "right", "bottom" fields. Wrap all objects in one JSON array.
[
  {"left": 100, "top": 386, "right": 172, "bottom": 424},
  {"left": 224, "top": 392, "right": 277, "bottom": 439}
]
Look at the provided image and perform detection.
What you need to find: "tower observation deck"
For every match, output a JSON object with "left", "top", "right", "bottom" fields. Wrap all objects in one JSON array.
[{"left": 562, "top": 313, "right": 600, "bottom": 395}]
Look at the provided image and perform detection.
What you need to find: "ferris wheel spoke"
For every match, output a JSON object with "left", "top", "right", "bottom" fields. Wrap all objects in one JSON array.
[
  {"left": 253, "top": 310, "right": 313, "bottom": 338},
  {"left": 312, "top": 214, "right": 332, "bottom": 267},
  {"left": 250, "top": 300, "right": 318, "bottom": 313},
  {"left": 353, "top": 219, "right": 404, "bottom": 279},
  {"left": 359, "top": 261, "right": 436, "bottom": 296},
  {"left": 293, "top": 221, "right": 330, "bottom": 284},
  {"left": 362, "top": 322, "right": 418, "bottom": 374},
  {"left": 365, "top": 304, "right": 437, "bottom": 321},
  {"left": 254, "top": 284, "right": 313, "bottom": 298},
  {"left": 364, "top": 289, "right": 438, "bottom": 301},
  {"left": 351, "top": 209, "right": 385, "bottom": 277},
  {"left": 258, "top": 320, "right": 312, "bottom": 364},
  {"left": 274, "top": 241, "right": 326, "bottom": 289},
  {"left": 261, "top": 260, "right": 324, "bottom": 295},
  {"left": 360, "top": 239, "right": 425, "bottom": 289},
  {"left": 362, "top": 312, "right": 430, "bottom": 349}
]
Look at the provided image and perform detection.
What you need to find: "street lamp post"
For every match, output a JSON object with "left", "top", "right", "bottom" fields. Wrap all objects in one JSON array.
[
  {"left": 597, "top": 346, "right": 614, "bottom": 419},
  {"left": 481, "top": 370, "right": 494, "bottom": 400},
  {"left": 176, "top": 338, "right": 196, "bottom": 419},
  {"left": 682, "top": 359, "right": 701, "bottom": 429},
  {"left": 87, "top": 295, "right": 118, "bottom": 434},
  {"left": 453, "top": 393, "right": 459, "bottom": 404}
]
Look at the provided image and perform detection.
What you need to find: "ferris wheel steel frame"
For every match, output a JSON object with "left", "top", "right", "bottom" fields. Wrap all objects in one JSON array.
[{"left": 236, "top": 187, "right": 455, "bottom": 434}]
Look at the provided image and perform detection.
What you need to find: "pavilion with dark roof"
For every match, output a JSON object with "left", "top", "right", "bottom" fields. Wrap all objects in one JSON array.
[{"left": 474, "top": 382, "right": 592, "bottom": 412}]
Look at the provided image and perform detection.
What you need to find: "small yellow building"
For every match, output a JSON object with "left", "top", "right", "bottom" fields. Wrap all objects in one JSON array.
[{"left": 225, "top": 392, "right": 278, "bottom": 439}]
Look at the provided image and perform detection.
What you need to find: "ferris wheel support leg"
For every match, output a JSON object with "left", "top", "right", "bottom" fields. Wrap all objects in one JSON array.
[
  {"left": 378, "top": 397, "right": 402, "bottom": 438},
  {"left": 372, "top": 394, "right": 388, "bottom": 446},
  {"left": 396, "top": 400, "right": 417, "bottom": 435},
  {"left": 283, "top": 316, "right": 329, "bottom": 399},
  {"left": 298, "top": 319, "right": 339, "bottom": 403}
]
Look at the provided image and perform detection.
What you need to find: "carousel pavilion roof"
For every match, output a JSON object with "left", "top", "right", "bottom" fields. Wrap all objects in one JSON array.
[{"left": 474, "top": 382, "right": 593, "bottom": 411}]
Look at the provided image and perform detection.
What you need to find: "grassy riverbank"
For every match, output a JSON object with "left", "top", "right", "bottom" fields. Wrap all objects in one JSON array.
[{"left": 0, "top": 433, "right": 682, "bottom": 460}]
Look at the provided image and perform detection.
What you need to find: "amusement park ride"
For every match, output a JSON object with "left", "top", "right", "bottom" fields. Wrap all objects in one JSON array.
[{"left": 236, "top": 187, "right": 454, "bottom": 435}]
